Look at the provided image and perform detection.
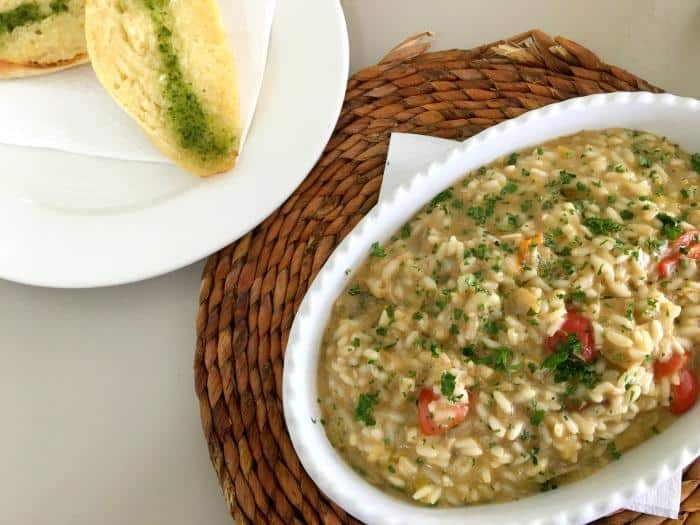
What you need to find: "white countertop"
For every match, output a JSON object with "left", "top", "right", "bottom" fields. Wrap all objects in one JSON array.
[{"left": 2, "top": 2, "right": 699, "bottom": 524}]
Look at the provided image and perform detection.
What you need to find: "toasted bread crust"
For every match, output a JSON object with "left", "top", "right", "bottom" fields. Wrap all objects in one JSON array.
[{"left": 0, "top": 52, "right": 88, "bottom": 79}]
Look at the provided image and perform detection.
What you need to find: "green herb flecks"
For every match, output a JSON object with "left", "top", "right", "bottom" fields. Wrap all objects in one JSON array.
[
  {"left": 656, "top": 213, "right": 683, "bottom": 241},
  {"left": 569, "top": 289, "right": 586, "bottom": 303},
  {"left": 530, "top": 409, "right": 545, "bottom": 426},
  {"left": 354, "top": 392, "right": 380, "bottom": 426},
  {"left": 692, "top": 153, "right": 700, "bottom": 173},
  {"left": 540, "top": 479, "right": 558, "bottom": 492},
  {"left": 583, "top": 217, "right": 622, "bottom": 236},
  {"left": 462, "top": 345, "right": 513, "bottom": 373},
  {"left": 607, "top": 442, "right": 622, "bottom": 460},
  {"left": 542, "top": 334, "right": 600, "bottom": 389},
  {"left": 559, "top": 170, "right": 576, "bottom": 185},
  {"left": 428, "top": 189, "right": 454, "bottom": 211},
  {"left": 370, "top": 242, "right": 387, "bottom": 257},
  {"left": 440, "top": 371, "right": 462, "bottom": 402}
]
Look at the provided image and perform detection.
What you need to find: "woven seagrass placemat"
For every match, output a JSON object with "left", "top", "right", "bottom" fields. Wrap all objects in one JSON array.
[{"left": 194, "top": 29, "right": 700, "bottom": 525}]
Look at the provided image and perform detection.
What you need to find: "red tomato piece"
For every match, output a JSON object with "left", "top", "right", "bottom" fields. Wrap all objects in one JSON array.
[
  {"left": 671, "top": 230, "right": 700, "bottom": 251},
  {"left": 546, "top": 310, "right": 596, "bottom": 362},
  {"left": 687, "top": 244, "right": 700, "bottom": 259},
  {"left": 658, "top": 230, "right": 700, "bottom": 279},
  {"left": 654, "top": 352, "right": 689, "bottom": 379},
  {"left": 670, "top": 368, "right": 698, "bottom": 415},
  {"left": 417, "top": 387, "right": 469, "bottom": 436},
  {"left": 658, "top": 253, "right": 681, "bottom": 279}
]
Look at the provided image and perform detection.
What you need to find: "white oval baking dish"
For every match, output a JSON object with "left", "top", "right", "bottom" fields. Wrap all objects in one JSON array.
[{"left": 283, "top": 92, "right": 700, "bottom": 525}]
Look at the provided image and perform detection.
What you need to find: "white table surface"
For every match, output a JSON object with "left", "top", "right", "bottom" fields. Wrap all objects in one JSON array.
[{"left": 2, "top": 2, "right": 699, "bottom": 524}]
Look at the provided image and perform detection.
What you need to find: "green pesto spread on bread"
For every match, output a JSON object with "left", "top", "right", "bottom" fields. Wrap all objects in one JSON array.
[
  {"left": 0, "top": 0, "right": 69, "bottom": 36},
  {"left": 143, "top": 0, "right": 236, "bottom": 163},
  {"left": 86, "top": 0, "right": 241, "bottom": 176}
]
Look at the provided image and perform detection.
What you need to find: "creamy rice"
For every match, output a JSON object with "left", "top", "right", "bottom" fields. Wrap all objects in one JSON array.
[{"left": 317, "top": 129, "right": 700, "bottom": 506}]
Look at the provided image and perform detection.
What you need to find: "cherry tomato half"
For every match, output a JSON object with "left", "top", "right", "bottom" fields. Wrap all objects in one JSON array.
[
  {"left": 671, "top": 230, "right": 700, "bottom": 251},
  {"left": 546, "top": 310, "right": 596, "bottom": 362},
  {"left": 654, "top": 351, "right": 689, "bottom": 379},
  {"left": 417, "top": 387, "right": 469, "bottom": 436},
  {"left": 657, "top": 230, "right": 700, "bottom": 279},
  {"left": 670, "top": 368, "right": 698, "bottom": 415},
  {"left": 658, "top": 253, "right": 681, "bottom": 279}
]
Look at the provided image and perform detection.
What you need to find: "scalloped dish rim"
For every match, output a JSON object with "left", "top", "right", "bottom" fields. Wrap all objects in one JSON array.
[{"left": 283, "top": 92, "right": 700, "bottom": 525}]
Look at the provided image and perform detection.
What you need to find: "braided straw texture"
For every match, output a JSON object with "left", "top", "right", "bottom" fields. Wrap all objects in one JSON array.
[{"left": 194, "top": 29, "right": 698, "bottom": 525}]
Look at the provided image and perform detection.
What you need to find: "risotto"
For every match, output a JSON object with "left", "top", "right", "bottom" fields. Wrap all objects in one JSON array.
[{"left": 316, "top": 128, "right": 700, "bottom": 506}]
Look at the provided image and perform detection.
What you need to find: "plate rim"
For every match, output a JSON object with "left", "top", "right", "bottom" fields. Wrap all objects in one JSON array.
[{"left": 0, "top": 0, "right": 349, "bottom": 288}]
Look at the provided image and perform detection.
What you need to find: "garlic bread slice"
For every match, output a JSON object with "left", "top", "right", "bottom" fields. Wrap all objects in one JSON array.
[
  {"left": 0, "top": 0, "right": 88, "bottom": 79},
  {"left": 85, "top": 0, "right": 241, "bottom": 176}
]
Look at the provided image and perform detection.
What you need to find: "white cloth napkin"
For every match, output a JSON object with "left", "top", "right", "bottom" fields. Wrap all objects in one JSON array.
[
  {"left": 0, "top": 0, "right": 276, "bottom": 163},
  {"left": 381, "top": 131, "right": 689, "bottom": 520}
]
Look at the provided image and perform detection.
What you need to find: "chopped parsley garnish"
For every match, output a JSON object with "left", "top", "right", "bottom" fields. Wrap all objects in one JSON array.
[
  {"left": 375, "top": 326, "right": 388, "bottom": 336},
  {"left": 607, "top": 195, "right": 617, "bottom": 204},
  {"left": 370, "top": 242, "right": 387, "bottom": 257},
  {"left": 614, "top": 164, "right": 625, "bottom": 173},
  {"left": 485, "top": 347, "right": 512, "bottom": 372},
  {"left": 466, "top": 243, "right": 489, "bottom": 260},
  {"left": 453, "top": 308, "right": 464, "bottom": 321},
  {"left": 657, "top": 213, "right": 683, "bottom": 241},
  {"left": 385, "top": 305, "right": 395, "bottom": 320},
  {"left": 583, "top": 217, "right": 622, "bottom": 236},
  {"left": 569, "top": 289, "right": 586, "bottom": 303},
  {"left": 467, "top": 206, "right": 486, "bottom": 225},
  {"left": 559, "top": 170, "right": 576, "bottom": 184},
  {"left": 692, "top": 153, "right": 700, "bottom": 173},
  {"left": 354, "top": 392, "right": 379, "bottom": 426},
  {"left": 645, "top": 238, "right": 665, "bottom": 252},
  {"left": 461, "top": 344, "right": 476, "bottom": 359},
  {"left": 507, "top": 152, "right": 519, "bottom": 165},
  {"left": 542, "top": 334, "right": 600, "bottom": 389},
  {"left": 461, "top": 345, "right": 512, "bottom": 372},
  {"left": 482, "top": 318, "right": 505, "bottom": 336},
  {"left": 530, "top": 409, "right": 545, "bottom": 426},
  {"left": 351, "top": 337, "right": 360, "bottom": 347},
  {"left": 607, "top": 442, "right": 622, "bottom": 460},
  {"left": 449, "top": 323, "right": 459, "bottom": 335},
  {"left": 467, "top": 195, "right": 498, "bottom": 225},
  {"left": 412, "top": 311, "right": 423, "bottom": 321},
  {"left": 540, "top": 479, "right": 558, "bottom": 492},
  {"left": 521, "top": 168, "right": 531, "bottom": 177},
  {"left": 348, "top": 284, "right": 362, "bottom": 296},
  {"left": 440, "top": 371, "right": 462, "bottom": 402},
  {"left": 503, "top": 181, "right": 518, "bottom": 194},
  {"left": 536, "top": 147, "right": 544, "bottom": 155},
  {"left": 400, "top": 223, "right": 411, "bottom": 239},
  {"left": 620, "top": 209, "right": 634, "bottom": 221},
  {"left": 497, "top": 213, "right": 518, "bottom": 232},
  {"left": 638, "top": 154, "right": 652, "bottom": 168},
  {"left": 428, "top": 188, "right": 454, "bottom": 211}
]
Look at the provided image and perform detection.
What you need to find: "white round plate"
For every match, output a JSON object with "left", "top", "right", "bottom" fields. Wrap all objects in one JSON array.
[{"left": 0, "top": 0, "right": 348, "bottom": 288}]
